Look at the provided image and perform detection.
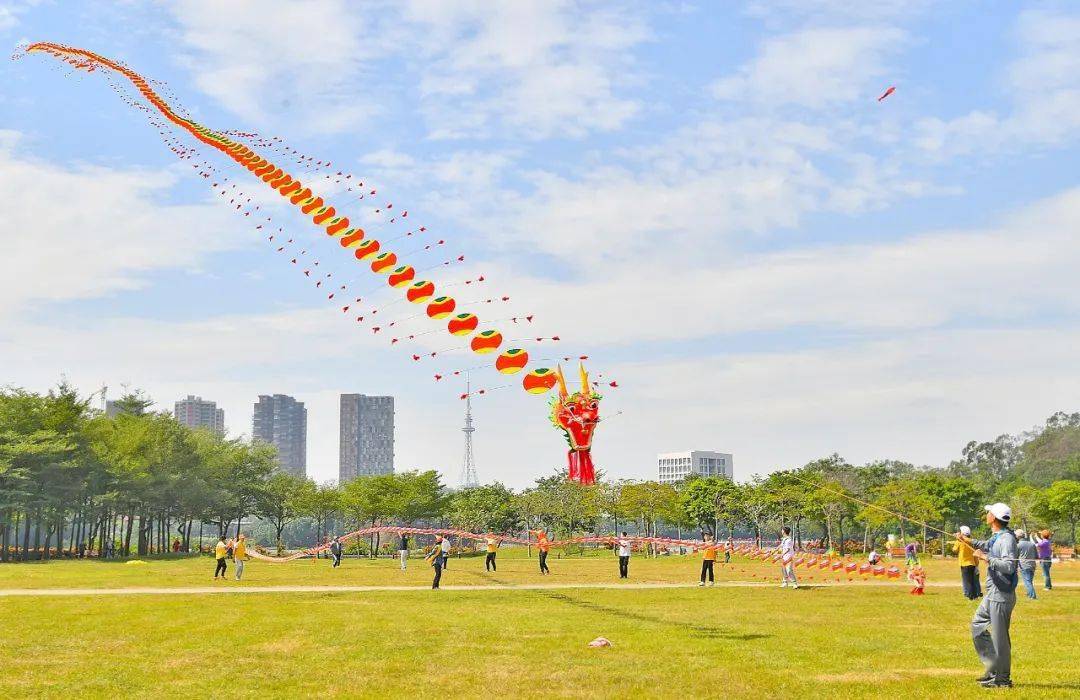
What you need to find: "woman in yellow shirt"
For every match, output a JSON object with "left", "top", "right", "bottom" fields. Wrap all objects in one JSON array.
[
  {"left": 951, "top": 525, "right": 981, "bottom": 600},
  {"left": 484, "top": 535, "right": 499, "bottom": 572},
  {"left": 213, "top": 537, "right": 228, "bottom": 580}
]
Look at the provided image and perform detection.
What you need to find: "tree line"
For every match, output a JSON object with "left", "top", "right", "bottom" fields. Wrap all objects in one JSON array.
[{"left": 1, "top": 385, "right": 1078, "bottom": 562}]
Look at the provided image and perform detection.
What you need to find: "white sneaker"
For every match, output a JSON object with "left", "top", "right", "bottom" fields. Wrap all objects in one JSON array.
[
  {"left": 698, "top": 581, "right": 705, "bottom": 587},
  {"left": 707, "top": 581, "right": 714, "bottom": 587},
  {"left": 781, "top": 581, "right": 788, "bottom": 588},
  {"left": 792, "top": 583, "right": 799, "bottom": 589}
]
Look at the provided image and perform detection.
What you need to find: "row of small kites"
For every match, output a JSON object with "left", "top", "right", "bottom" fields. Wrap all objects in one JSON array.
[{"left": 22, "top": 41, "right": 617, "bottom": 400}]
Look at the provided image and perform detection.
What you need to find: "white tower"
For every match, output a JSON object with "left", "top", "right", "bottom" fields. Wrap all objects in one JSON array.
[{"left": 460, "top": 377, "right": 479, "bottom": 488}]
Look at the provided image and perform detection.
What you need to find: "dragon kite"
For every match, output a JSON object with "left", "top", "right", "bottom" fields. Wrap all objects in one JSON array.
[
  {"left": 551, "top": 364, "right": 602, "bottom": 484},
  {"left": 19, "top": 41, "right": 608, "bottom": 484}
]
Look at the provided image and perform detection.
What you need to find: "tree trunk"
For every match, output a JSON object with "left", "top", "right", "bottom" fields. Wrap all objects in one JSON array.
[
  {"left": 838, "top": 516, "right": 845, "bottom": 557},
  {"left": 0, "top": 510, "right": 8, "bottom": 563},
  {"left": 22, "top": 512, "right": 32, "bottom": 561},
  {"left": 33, "top": 516, "right": 42, "bottom": 559},
  {"left": 123, "top": 515, "right": 134, "bottom": 556},
  {"left": 42, "top": 522, "right": 54, "bottom": 561}
]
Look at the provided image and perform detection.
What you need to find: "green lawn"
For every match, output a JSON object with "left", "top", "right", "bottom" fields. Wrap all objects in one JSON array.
[{"left": 0, "top": 553, "right": 1077, "bottom": 698}]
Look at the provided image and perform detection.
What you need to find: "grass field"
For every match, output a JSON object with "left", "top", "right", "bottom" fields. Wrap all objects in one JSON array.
[{"left": 0, "top": 551, "right": 1077, "bottom": 698}]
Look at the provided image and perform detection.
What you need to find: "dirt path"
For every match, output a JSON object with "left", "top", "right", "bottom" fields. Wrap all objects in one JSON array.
[{"left": 1, "top": 580, "right": 1075, "bottom": 597}]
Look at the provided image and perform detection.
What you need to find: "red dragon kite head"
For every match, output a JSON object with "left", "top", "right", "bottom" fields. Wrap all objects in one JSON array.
[{"left": 550, "top": 363, "right": 601, "bottom": 485}]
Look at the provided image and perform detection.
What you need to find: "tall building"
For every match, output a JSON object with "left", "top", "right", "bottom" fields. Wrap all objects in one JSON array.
[
  {"left": 174, "top": 395, "right": 225, "bottom": 434},
  {"left": 657, "top": 450, "right": 734, "bottom": 485},
  {"left": 252, "top": 394, "right": 307, "bottom": 477},
  {"left": 339, "top": 394, "right": 394, "bottom": 482}
]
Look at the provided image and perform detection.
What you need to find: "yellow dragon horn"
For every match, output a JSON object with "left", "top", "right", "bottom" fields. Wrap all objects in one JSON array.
[
  {"left": 579, "top": 362, "right": 590, "bottom": 394},
  {"left": 555, "top": 364, "right": 569, "bottom": 399}
]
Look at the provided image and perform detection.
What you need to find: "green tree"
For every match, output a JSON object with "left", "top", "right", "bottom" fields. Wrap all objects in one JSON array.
[
  {"left": 623, "top": 481, "right": 678, "bottom": 556},
  {"left": 595, "top": 479, "right": 632, "bottom": 534},
  {"left": 447, "top": 482, "right": 519, "bottom": 538},
  {"left": 866, "top": 477, "right": 940, "bottom": 543},
  {"left": 1007, "top": 485, "right": 1047, "bottom": 533},
  {"left": 388, "top": 470, "right": 446, "bottom": 524},
  {"left": 255, "top": 473, "right": 314, "bottom": 553},
  {"left": 298, "top": 483, "right": 342, "bottom": 556},
  {"left": 1042, "top": 480, "right": 1080, "bottom": 551}
]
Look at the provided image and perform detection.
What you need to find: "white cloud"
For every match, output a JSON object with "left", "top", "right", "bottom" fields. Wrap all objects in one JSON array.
[
  {"left": 166, "top": 0, "right": 395, "bottom": 133},
  {"left": 604, "top": 326, "right": 1080, "bottom": 480},
  {"left": 712, "top": 26, "right": 906, "bottom": 108},
  {"left": 397, "top": 115, "right": 939, "bottom": 272},
  {"left": 403, "top": 0, "right": 649, "bottom": 139},
  {"left": 915, "top": 9, "right": 1080, "bottom": 157},
  {"left": 0, "top": 132, "right": 248, "bottom": 318},
  {"left": 0, "top": 1, "right": 40, "bottom": 33},
  {"left": 165, "top": 1, "right": 649, "bottom": 140},
  {"left": 491, "top": 186, "right": 1080, "bottom": 345}
]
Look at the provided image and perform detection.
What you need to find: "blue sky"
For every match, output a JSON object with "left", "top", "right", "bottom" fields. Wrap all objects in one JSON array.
[{"left": 1, "top": 1, "right": 1079, "bottom": 487}]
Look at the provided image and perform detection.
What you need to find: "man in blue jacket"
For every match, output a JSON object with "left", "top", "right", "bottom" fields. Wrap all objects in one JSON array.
[{"left": 959, "top": 502, "right": 1019, "bottom": 689}]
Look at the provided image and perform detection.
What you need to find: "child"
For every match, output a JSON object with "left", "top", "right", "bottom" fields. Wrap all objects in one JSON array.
[{"left": 908, "top": 564, "right": 926, "bottom": 595}]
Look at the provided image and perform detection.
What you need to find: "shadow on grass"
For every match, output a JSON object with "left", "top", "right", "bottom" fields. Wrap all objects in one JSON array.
[
  {"left": 1019, "top": 682, "right": 1080, "bottom": 691},
  {"left": 447, "top": 568, "right": 768, "bottom": 641},
  {"left": 532, "top": 590, "right": 770, "bottom": 642}
]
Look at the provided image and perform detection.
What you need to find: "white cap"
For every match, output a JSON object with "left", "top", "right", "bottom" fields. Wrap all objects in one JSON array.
[
  {"left": 960, "top": 525, "right": 971, "bottom": 536},
  {"left": 984, "top": 503, "right": 1012, "bottom": 522}
]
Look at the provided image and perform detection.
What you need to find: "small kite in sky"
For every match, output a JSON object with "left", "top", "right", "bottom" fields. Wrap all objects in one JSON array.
[{"left": 877, "top": 86, "right": 896, "bottom": 102}]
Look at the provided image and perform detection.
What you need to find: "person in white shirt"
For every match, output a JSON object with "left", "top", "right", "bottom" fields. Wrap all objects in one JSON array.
[
  {"left": 868, "top": 549, "right": 881, "bottom": 565},
  {"left": 780, "top": 526, "right": 798, "bottom": 589},
  {"left": 440, "top": 534, "right": 452, "bottom": 570},
  {"left": 616, "top": 532, "right": 632, "bottom": 579}
]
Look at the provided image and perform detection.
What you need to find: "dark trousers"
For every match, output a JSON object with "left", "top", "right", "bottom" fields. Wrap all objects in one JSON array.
[
  {"left": 432, "top": 562, "right": 443, "bottom": 589},
  {"left": 485, "top": 552, "right": 497, "bottom": 571},
  {"left": 961, "top": 565, "right": 981, "bottom": 599},
  {"left": 442, "top": 554, "right": 449, "bottom": 570},
  {"left": 700, "top": 560, "right": 714, "bottom": 583},
  {"left": 539, "top": 551, "right": 550, "bottom": 573},
  {"left": 214, "top": 558, "right": 227, "bottom": 578},
  {"left": 1041, "top": 561, "right": 1052, "bottom": 590},
  {"left": 332, "top": 552, "right": 341, "bottom": 568},
  {"left": 618, "top": 556, "right": 629, "bottom": 578}
]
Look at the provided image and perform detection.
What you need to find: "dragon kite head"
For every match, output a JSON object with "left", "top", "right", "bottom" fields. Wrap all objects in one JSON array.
[{"left": 550, "top": 363, "right": 601, "bottom": 483}]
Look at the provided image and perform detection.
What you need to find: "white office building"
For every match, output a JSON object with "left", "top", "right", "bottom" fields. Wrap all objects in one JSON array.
[{"left": 657, "top": 450, "right": 733, "bottom": 484}]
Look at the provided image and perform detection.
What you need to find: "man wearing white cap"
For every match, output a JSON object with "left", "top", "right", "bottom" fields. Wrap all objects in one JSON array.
[{"left": 958, "top": 502, "right": 1019, "bottom": 689}]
